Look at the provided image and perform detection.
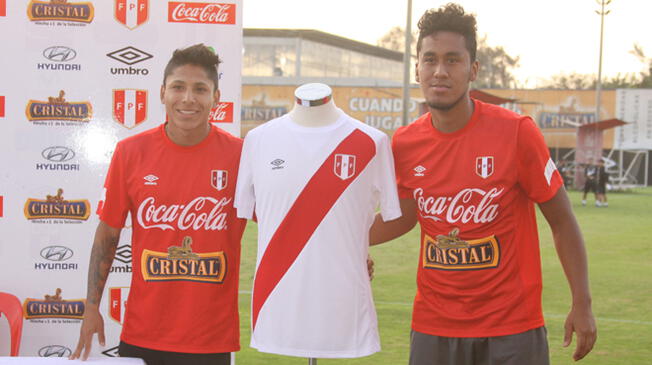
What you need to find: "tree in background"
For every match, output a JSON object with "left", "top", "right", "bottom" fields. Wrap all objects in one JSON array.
[{"left": 630, "top": 43, "right": 652, "bottom": 88}]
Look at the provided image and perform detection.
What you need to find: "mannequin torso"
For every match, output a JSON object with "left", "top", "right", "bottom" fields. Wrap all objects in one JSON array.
[{"left": 288, "top": 83, "right": 340, "bottom": 127}]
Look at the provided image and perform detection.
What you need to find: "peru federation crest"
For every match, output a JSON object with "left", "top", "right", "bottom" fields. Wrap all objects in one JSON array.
[
  {"left": 334, "top": 154, "right": 356, "bottom": 180},
  {"left": 109, "top": 287, "right": 130, "bottom": 325},
  {"left": 211, "top": 170, "right": 228, "bottom": 191},
  {"left": 115, "top": 0, "right": 149, "bottom": 29},
  {"left": 113, "top": 89, "right": 147, "bottom": 129},
  {"left": 476, "top": 156, "right": 494, "bottom": 179}
]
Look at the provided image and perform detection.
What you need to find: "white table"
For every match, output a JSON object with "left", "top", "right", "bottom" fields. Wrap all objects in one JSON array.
[{"left": 0, "top": 358, "right": 145, "bottom": 364}]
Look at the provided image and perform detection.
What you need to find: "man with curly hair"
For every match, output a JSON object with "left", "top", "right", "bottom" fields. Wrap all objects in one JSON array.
[{"left": 371, "top": 3, "right": 597, "bottom": 364}]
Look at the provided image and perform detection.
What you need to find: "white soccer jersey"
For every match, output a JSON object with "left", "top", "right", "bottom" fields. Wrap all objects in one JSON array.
[{"left": 235, "top": 112, "right": 401, "bottom": 358}]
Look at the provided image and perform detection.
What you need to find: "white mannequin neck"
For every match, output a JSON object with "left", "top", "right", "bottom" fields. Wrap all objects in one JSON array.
[{"left": 288, "top": 83, "right": 340, "bottom": 127}]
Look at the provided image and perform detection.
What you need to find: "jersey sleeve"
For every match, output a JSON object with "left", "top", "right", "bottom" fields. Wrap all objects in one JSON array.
[
  {"left": 99, "top": 142, "right": 130, "bottom": 228},
  {"left": 516, "top": 117, "right": 563, "bottom": 203},
  {"left": 391, "top": 132, "right": 412, "bottom": 200},
  {"left": 374, "top": 134, "right": 402, "bottom": 222},
  {"left": 234, "top": 133, "right": 256, "bottom": 220}
]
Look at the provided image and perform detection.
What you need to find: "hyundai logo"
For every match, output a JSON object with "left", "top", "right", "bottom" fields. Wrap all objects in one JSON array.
[
  {"left": 42, "top": 146, "right": 75, "bottom": 162},
  {"left": 39, "top": 345, "right": 72, "bottom": 357},
  {"left": 43, "top": 46, "right": 77, "bottom": 62},
  {"left": 40, "top": 246, "right": 74, "bottom": 262}
]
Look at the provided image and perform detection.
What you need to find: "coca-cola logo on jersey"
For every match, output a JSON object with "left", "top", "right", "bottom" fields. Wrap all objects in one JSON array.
[
  {"left": 136, "top": 196, "right": 231, "bottom": 231},
  {"left": 168, "top": 2, "right": 236, "bottom": 24},
  {"left": 414, "top": 187, "right": 504, "bottom": 224}
]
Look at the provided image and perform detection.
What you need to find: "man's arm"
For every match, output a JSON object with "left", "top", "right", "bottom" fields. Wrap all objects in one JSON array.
[
  {"left": 370, "top": 198, "right": 417, "bottom": 246},
  {"left": 70, "top": 221, "right": 121, "bottom": 361},
  {"left": 538, "top": 187, "right": 597, "bottom": 361}
]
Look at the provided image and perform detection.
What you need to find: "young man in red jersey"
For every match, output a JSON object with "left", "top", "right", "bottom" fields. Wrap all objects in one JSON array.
[
  {"left": 370, "top": 4, "right": 597, "bottom": 364},
  {"left": 71, "top": 44, "right": 246, "bottom": 365}
]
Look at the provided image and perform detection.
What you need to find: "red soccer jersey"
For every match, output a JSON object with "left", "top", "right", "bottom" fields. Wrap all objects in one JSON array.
[
  {"left": 100, "top": 124, "right": 246, "bottom": 353},
  {"left": 392, "top": 100, "right": 563, "bottom": 338}
]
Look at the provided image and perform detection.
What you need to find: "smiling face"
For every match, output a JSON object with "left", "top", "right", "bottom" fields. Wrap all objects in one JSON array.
[
  {"left": 160, "top": 63, "right": 220, "bottom": 143},
  {"left": 416, "top": 31, "right": 478, "bottom": 112}
]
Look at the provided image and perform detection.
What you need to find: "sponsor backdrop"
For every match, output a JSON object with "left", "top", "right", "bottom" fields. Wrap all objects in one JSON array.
[{"left": 0, "top": 0, "right": 242, "bottom": 357}]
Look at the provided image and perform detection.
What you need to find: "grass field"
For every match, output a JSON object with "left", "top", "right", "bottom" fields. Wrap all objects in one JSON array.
[{"left": 235, "top": 188, "right": 652, "bottom": 364}]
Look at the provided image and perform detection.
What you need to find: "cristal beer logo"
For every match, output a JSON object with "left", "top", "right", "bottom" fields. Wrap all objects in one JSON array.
[
  {"left": 136, "top": 196, "right": 231, "bottom": 231},
  {"left": 422, "top": 228, "right": 500, "bottom": 270},
  {"left": 142, "top": 236, "right": 227, "bottom": 283},
  {"left": 114, "top": 0, "right": 148, "bottom": 29},
  {"left": 168, "top": 2, "right": 236, "bottom": 24},
  {"left": 27, "top": 0, "right": 94, "bottom": 24},
  {"left": 113, "top": 89, "right": 147, "bottom": 128},
  {"left": 209, "top": 102, "right": 233, "bottom": 123},
  {"left": 24, "top": 189, "right": 90, "bottom": 221},
  {"left": 26, "top": 90, "right": 92, "bottom": 123},
  {"left": 23, "top": 288, "right": 85, "bottom": 319},
  {"left": 414, "top": 187, "right": 503, "bottom": 224}
]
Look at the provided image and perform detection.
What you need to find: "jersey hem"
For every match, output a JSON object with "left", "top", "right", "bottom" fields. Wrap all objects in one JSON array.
[
  {"left": 251, "top": 343, "right": 380, "bottom": 358},
  {"left": 121, "top": 334, "right": 240, "bottom": 354},
  {"left": 411, "top": 319, "right": 544, "bottom": 338}
]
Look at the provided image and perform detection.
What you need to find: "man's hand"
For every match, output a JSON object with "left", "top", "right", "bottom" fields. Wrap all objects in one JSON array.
[
  {"left": 70, "top": 305, "right": 105, "bottom": 360},
  {"left": 563, "top": 304, "right": 597, "bottom": 361},
  {"left": 367, "top": 255, "right": 375, "bottom": 281}
]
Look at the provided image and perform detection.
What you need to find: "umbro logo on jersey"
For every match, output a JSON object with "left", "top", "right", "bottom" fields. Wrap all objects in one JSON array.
[
  {"left": 414, "top": 165, "right": 426, "bottom": 176},
  {"left": 476, "top": 156, "right": 494, "bottom": 179},
  {"left": 143, "top": 174, "right": 158, "bottom": 185},
  {"left": 271, "top": 159, "right": 285, "bottom": 170}
]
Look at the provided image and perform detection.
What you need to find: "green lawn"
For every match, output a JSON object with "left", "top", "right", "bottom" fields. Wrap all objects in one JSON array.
[{"left": 235, "top": 188, "right": 652, "bottom": 364}]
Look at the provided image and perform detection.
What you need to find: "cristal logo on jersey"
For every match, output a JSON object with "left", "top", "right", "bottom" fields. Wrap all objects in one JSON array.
[
  {"left": 26, "top": 90, "right": 92, "bottom": 123},
  {"left": 334, "top": 154, "right": 356, "bottom": 180},
  {"left": 27, "top": 0, "right": 94, "bottom": 23},
  {"left": 168, "top": 2, "right": 236, "bottom": 24},
  {"left": 476, "top": 156, "right": 494, "bottom": 179},
  {"left": 24, "top": 189, "right": 90, "bottom": 221},
  {"left": 23, "top": 288, "right": 85, "bottom": 319},
  {"left": 114, "top": 0, "right": 148, "bottom": 29},
  {"left": 211, "top": 170, "right": 227, "bottom": 191},
  {"left": 209, "top": 102, "right": 233, "bottom": 123},
  {"left": 109, "top": 287, "right": 130, "bottom": 324},
  {"left": 422, "top": 228, "right": 500, "bottom": 270},
  {"left": 414, "top": 187, "right": 503, "bottom": 224},
  {"left": 141, "top": 236, "right": 227, "bottom": 283},
  {"left": 113, "top": 89, "right": 147, "bottom": 129},
  {"left": 137, "top": 196, "right": 231, "bottom": 231}
]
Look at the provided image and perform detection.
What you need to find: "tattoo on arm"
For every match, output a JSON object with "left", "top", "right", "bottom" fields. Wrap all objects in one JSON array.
[{"left": 86, "top": 229, "right": 119, "bottom": 306}]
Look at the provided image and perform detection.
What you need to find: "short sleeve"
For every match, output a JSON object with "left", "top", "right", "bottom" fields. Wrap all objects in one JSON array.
[
  {"left": 374, "top": 134, "right": 402, "bottom": 222},
  {"left": 99, "top": 142, "right": 130, "bottom": 228},
  {"left": 391, "top": 132, "right": 412, "bottom": 199},
  {"left": 516, "top": 117, "right": 563, "bottom": 203},
  {"left": 234, "top": 134, "right": 256, "bottom": 219}
]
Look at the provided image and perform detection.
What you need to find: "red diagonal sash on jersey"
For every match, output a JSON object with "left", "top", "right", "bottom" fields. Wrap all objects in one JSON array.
[{"left": 252, "top": 128, "right": 376, "bottom": 330}]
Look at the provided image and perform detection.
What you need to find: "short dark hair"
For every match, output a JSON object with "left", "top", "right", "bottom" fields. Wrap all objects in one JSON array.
[
  {"left": 416, "top": 3, "right": 477, "bottom": 62},
  {"left": 163, "top": 43, "right": 222, "bottom": 91}
]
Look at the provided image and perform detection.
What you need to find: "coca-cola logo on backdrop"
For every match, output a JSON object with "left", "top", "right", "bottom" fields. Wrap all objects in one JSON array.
[
  {"left": 168, "top": 2, "right": 236, "bottom": 24},
  {"left": 209, "top": 102, "right": 233, "bottom": 123}
]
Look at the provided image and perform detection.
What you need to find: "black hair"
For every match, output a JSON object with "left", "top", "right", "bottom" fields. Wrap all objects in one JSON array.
[
  {"left": 163, "top": 43, "right": 221, "bottom": 90},
  {"left": 416, "top": 3, "right": 477, "bottom": 61}
]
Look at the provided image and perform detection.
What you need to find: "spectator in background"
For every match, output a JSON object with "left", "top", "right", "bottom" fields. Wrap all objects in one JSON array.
[
  {"left": 596, "top": 159, "right": 609, "bottom": 207},
  {"left": 582, "top": 159, "right": 598, "bottom": 206}
]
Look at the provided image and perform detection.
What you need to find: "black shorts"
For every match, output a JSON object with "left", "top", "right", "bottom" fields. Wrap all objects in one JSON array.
[
  {"left": 596, "top": 183, "right": 606, "bottom": 194},
  {"left": 409, "top": 327, "right": 549, "bottom": 365},
  {"left": 583, "top": 180, "right": 596, "bottom": 193},
  {"left": 118, "top": 341, "right": 231, "bottom": 365}
]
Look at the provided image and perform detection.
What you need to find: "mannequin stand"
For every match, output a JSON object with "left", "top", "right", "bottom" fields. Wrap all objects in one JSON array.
[{"left": 308, "top": 358, "right": 317, "bottom": 365}]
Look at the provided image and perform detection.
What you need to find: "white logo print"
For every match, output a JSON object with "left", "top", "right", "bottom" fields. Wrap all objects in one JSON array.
[
  {"left": 143, "top": 174, "right": 158, "bottom": 185},
  {"left": 414, "top": 165, "right": 426, "bottom": 176},
  {"left": 136, "top": 196, "right": 231, "bottom": 231},
  {"left": 414, "top": 187, "right": 504, "bottom": 224},
  {"left": 334, "top": 154, "right": 356, "bottom": 180}
]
